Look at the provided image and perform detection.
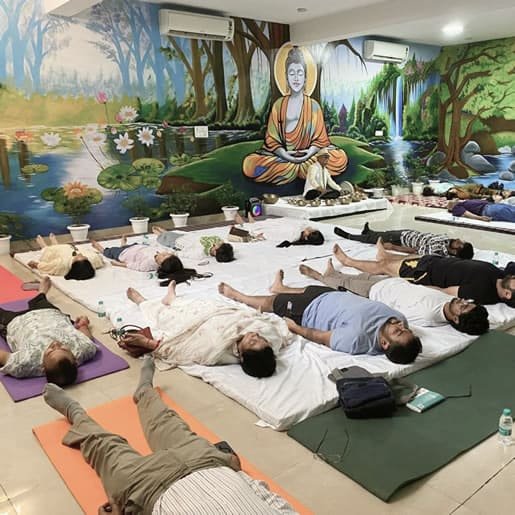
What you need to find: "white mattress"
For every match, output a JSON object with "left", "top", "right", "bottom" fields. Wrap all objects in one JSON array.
[
  {"left": 14, "top": 219, "right": 515, "bottom": 430},
  {"left": 416, "top": 211, "right": 515, "bottom": 234},
  {"left": 263, "top": 197, "right": 390, "bottom": 219}
]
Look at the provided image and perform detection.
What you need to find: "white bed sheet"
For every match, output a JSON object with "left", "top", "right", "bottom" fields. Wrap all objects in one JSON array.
[
  {"left": 416, "top": 211, "right": 515, "bottom": 233},
  {"left": 14, "top": 219, "right": 515, "bottom": 430}
]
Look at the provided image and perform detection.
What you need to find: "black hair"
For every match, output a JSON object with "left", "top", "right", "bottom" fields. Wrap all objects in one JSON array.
[
  {"left": 240, "top": 347, "right": 277, "bottom": 378},
  {"left": 422, "top": 186, "right": 435, "bottom": 197},
  {"left": 449, "top": 305, "right": 489, "bottom": 335},
  {"left": 64, "top": 259, "right": 95, "bottom": 280},
  {"left": 276, "top": 229, "right": 325, "bottom": 248},
  {"left": 157, "top": 255, "right": 184, "bottom": 278},
  {"left": 215, "top": 243, "right": 235, "bottom": 263},
  {"left": 455, "top": 241, "right": 474, "bottom": 259},
  {"left": 445, "top": 189, "right": 458, "bottom": 200},
  {"left": 502, "top": 275, "right": 515, "bottom": 308},
  {"left": 45, "top": 357, "right": 78, "bottom": 386},
  {"left": 158, "top": 268, "right": 198, "bottom": 287},
  {"left": 384, "top": 335, "right": 422, "bottom": 364},
  {"left": 487, "top": 181, "right": 504, "bottom": 190}
]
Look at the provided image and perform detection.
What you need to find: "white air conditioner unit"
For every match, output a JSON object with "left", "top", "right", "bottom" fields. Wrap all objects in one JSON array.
[
  {"left": 159, "top": 10, "right": 234, "bottom": 42},
  {"left": 363, "top": 40, "right": 409, "bottom": 63}
]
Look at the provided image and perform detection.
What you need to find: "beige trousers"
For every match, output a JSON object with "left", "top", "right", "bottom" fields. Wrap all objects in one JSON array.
[{"left": 320, "top": 270, "right": 386, "bottom": 297}]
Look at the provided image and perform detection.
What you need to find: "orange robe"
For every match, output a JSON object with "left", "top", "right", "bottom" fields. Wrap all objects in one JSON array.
[{"left": 243, "top": 95, "right": 348, "bottom": 185}]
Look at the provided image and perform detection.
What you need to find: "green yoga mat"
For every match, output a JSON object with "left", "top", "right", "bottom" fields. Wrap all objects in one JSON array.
[{"left": 288, "top": 330, "right": 515, "bottom": 501}]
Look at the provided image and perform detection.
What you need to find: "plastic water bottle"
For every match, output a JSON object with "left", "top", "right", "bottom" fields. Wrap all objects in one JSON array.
[
  {"left": 492, "top": 252, "right": 499, "bottom": 267},
  {"left": 114, "top": 316, "right": 123, "bottom": 337},
  {"left": 143, "top": 234, "right": 150, "bottom": 245},
  {"left": 97, "top": 300, "right": 106, "bottom": 318},
  {"left": 148, "top": 272, "right": 155, "bottom": 279},
  {"left": 498, "top": 408, "right": 513, "bottom": 445}
]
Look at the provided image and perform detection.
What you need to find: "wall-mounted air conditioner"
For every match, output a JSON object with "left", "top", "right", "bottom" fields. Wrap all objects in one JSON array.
[
  {"left": 43, "top": 0, "right": 100, "bottom": 17},
  {"left": 159, "top": 10, "right": 234, "bottom": 42},
  {"left": 363, "top": 40, "right": 409, "bottom": 63}
]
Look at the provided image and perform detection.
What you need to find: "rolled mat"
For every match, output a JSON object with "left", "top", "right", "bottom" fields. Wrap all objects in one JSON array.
[
  {"left": 0, "top": 298, "right": 129, "bottom": 401},
  {"left": 288, "top": 331, "right": 515, "bottom": 501},
  {"left": 33, "top": 389, "right": 312, "bottom": 514},
  {"left": 0, "top": 265, "right": 37, "bottom": 303}
]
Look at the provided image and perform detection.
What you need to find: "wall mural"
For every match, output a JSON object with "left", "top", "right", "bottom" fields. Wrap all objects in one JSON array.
[{"left": 1, "top": 0, "right": 513, "bottom": 240}]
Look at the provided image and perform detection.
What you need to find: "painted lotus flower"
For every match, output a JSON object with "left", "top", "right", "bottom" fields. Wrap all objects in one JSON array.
[
  {"left": 63, "top": 181, "right": 90, "bottom": 200},
  {"left": 84, "top": 123, "right": 99, "bottom": 135},
  {"left": 117, "top": 106, "right": 138, "bottom": 123},
  {"left": 15, "top": 130, "right": 33, "bottom": 142},
  {"left": 40, "top": 132, "right": 61, "bottom": 147},
  {"left": 85, "top": 131, "right": 107, "bottom": 146},
  {"left": 96, "top": 91, "right": 108, "bottom": 104},
  {"left": 114, "top": 132, "right": 134, "bottom": 154},
  {"left": 137, "top": 127, "right": 155, "bottom": 147}
]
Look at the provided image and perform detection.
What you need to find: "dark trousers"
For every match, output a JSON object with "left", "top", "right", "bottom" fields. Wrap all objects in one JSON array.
[
  {"left": 339, "top": 228, "right": 404, "bottom": 245},
  {"left": 304, "top": 188, "right": 340, "bottom": 200},
  {"left": 103, "top": 243, "right": 138, "bottom": 261},
  {"left": 0, "top": 294, "right": 57, "bottom": 332}
]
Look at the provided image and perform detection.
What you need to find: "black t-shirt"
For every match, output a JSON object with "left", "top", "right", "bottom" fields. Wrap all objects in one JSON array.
[{"left": 426, "top": 257, "right": 502, "bottom": 305}]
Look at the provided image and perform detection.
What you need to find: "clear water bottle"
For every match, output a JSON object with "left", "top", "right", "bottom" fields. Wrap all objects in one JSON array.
[
  {"left": 498, "top": 408, "right": 513, "bottom": 445},
  {"left": 114, "top": 316, "right": 123, "bottom": 337},
  {"left": 492, "top": 252, "right": 499, "bottom": 267},
  {"left": 143, "top": 234, "right": 150, "bottom": 245},
  {"left": 97, "top": 300, "right": 106, "bottom": 318},
  {"left": 148, "top": 272, "right": 155, "bottom": 279}
]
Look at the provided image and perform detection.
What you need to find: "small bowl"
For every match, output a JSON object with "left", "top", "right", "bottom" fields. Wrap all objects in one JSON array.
[
  {"left": 297, "top": 199, "right": 307, "bottom": 206},
  {"left": 325, "top": 199, "right": 337, "bottom": 206},
  {"left": 262, "top": 193, "right": 279, "bottom": 204}
]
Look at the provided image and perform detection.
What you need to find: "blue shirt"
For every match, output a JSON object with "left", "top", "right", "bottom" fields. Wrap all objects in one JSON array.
[{"left": 301, "top": 291, "right": 407, "bottom": 355}]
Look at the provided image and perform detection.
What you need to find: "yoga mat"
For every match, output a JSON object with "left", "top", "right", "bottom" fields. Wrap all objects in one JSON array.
[
  {"left": 0, "top": 265, "right": 37, "bottom": 303},
  {"left": 288, "top": 331, "right": 515, "bottom": 502},
  {"left": 415, "top": 213, "right": 515, "bottom": 235},
  {"left": 33, "top": 390, "right": 312, "bottom": 515},
  {"left": 0, "top": 299, "right": 129, "bottom": 402}
]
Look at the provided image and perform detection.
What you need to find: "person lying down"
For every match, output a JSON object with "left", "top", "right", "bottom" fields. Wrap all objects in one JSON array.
[{"left": 117, "top": 281, "right": 291, "bottom": 378}]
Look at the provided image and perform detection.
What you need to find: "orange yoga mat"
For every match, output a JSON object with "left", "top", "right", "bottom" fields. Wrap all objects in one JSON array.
[
  {"left": 33, "top": 389, "right": 312, "bottom": 515},
  {"left": 0, "top": 265, "right": 36, "bottom": 303}
]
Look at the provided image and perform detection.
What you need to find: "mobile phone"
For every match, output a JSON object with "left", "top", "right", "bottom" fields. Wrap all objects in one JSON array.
[
  {"left": 21, "top": 281, "right": 40, "bottom": 291},
  {"left": 214, "top": 440, "right": 236, "bottom": 455}
]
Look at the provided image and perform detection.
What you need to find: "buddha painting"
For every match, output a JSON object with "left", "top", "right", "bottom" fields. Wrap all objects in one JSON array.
[{"left": 243, "top": 44, "right": 348, "bottom": 185}]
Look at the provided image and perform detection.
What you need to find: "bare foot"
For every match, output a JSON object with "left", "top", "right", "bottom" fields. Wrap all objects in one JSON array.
[
  {"left": 248, "top": 213, "right": 255, "bottom": 223},
  {"left": 36, "top": 235, "right": 47, "bottom": 249},
  {"left": 152, "top": 226, "right": 165, "bottom": 235},
  {"left": 218, "top": 282, "right": 241, "bottom": 301},
  {"left": 90, "top": 240, "right": 104, "bottom": 253},
  {"left": 127, "top": 287, "right": 145, "bottom": 305},
  {"left": 333, "top": 244, "right": 350, "bottom": 266},
  {"left": 299, "top": 264, "right": 322, "bottom": 281},
  {"left": 270, "top": 269, "right": 285, "bottom": 293},
  {"left": 376, "top": 237, "right": 387, "bottom": 260},
  {"left": 161, "top": 280, "right": 177, "bottom": 306},
  {"left": 234, "top": 213, "right": 244, "bottom": 225},
  {"left": 120, "top": 234, "right": 128, "bottom": 246},
  {"left": 49, "top": 233, "right": 58, "bottom": 245},
  {"left": 324, "top": 258, "right": 336, "bottom": 276},
  {"left": 39, "top": 276, "right": 51, "bottom": 294}
]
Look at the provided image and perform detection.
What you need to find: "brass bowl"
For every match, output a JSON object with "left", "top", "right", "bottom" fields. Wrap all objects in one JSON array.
[
  {"left": 297, "top": 199, "right": 307, "bottom": 206},
  {"left": 262, "top": 193, "right": 279, "bottom": 204},
  {"left": 325, "top": 199, "right": 337, "bottom": 206}
]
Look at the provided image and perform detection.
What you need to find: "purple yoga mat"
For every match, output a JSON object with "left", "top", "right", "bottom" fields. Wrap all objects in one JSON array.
[{"left": 0, "top": 299, "right": 129, "bottom": 402}]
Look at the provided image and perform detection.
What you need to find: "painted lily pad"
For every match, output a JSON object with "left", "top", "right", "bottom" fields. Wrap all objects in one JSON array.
[
  {"left": 97, "top": 164, "right": 141, "bottom": 191},
  {"left": 132, "top": 158, "right": 165, "bottom": 175},
  {"left": 41, "top": 187, "right": 60, "bottom": 201},
  {"left": 140, "top": 175, "right": 161, "bottom": 189},
  {"left": 21, "top": 164, "right": 49, "bottom": 174}
]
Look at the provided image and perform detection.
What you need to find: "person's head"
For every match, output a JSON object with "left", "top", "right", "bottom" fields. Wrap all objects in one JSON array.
[
  {"left": 445, "top": 187, "right": 459, "bottom": 200},
  {"left": 42, "top": 341, "right": 78, "bottom": 386},
  {"left": 448, "top": 239, "right": 474, "bottom": 259},
  {"left": 447, "top": 199, "right": 459, "bottom": 212},
  {"left": 422, "top": 186, "right": 435, "bottom": 196},
  {"left": 300, "top": 227, "right": 324, "bottom": 245},
  {"left": 316, "top": 148, "right": 330, "bottom": 167},
  {"left": 444, "top": 298, "right": 489, "bottom": 335},
  {"left": 237, "top": 332, "right": 276, "bottom": 378},
  {"left": 379, "top": 318, "right": 422, "bottom": 364},
  {"left": 64, "top": 257, "right": 95, "bottom": 280},
  {"left": 497, "top": 275, "right": 515, "bottom": 307},
  {"left": 213, "top": 242, "right": 235, "bottom": 263},
  {"left": 285, "top": 46, "right": 306, "bottom": 94},
  {"left": 157, "top": 255, "right": 184, "bottom": 278}
]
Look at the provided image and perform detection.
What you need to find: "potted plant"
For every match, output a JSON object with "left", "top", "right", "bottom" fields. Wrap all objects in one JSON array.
[
  {"left": 0, "top": 212, "right": 24, "bottom": 255},
  {"left": 123, "top": 195, "right": 152, "bottom": 233},
  {"left": 213, "top": 182, "right": 245, "bottom": 221},
  {"left": 0, "top": 233, "right": 11, "bottom": 256},
  {"left": 405, "top": 156, "right": 427, "bottom": 195},
  {"left": 41, "top": 181, "right": 102, "bottom": 242},
  {"left": 167, "top": 190, "right": 198, "bottom": 227}
]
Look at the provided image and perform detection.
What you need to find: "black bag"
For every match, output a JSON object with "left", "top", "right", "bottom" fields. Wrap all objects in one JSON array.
[{"left": 331, "top": 366, "right": 396, "bottom": 419}]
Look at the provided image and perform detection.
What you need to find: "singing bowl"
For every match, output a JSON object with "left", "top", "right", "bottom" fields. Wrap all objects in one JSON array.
[{"left": 262, "top": 193, "right": 279, "bottom": 204}]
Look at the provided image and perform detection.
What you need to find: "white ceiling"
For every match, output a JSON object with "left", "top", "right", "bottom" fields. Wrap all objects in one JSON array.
[{"left": 145, "top": 0, "right": 515, "bottom": 46}]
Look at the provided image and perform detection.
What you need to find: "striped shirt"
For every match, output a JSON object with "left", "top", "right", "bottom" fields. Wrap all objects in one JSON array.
[
  {"left": 152, "top": 466, "right": 297, "bottom": 514},
  {"left": 400, "top": 230, "right": 450, "bottom": 256}
]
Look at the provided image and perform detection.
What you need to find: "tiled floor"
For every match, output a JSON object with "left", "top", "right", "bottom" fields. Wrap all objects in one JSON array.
[{"left": 1, "top": 204, "right": 514, "bottom": 514}]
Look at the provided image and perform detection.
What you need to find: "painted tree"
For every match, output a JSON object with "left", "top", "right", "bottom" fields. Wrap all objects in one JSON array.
[
  {"left": 226, "top": 18, "right": 257, "bottom": 124},
  {"left": 435, "top": 39, "right": 515, "bottom": 176},
  {"left": 241, "top": 19, "right": 289, "bottom": 105},
  {"left": 202, "top": 41, "right": 227, "bottom": 122}
]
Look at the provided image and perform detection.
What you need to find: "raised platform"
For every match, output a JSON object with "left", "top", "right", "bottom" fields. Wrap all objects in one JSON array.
[{"left": 263, "top": 197, "right": 390, "bottom": 220}]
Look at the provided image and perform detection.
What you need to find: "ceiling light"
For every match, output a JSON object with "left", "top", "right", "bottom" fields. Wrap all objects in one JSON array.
[
  {"left": 297, "top": 7, "right": 308, "bottom": 13},
  {"left": 442, "top": 22, "right": 464, "bottom": 37}
]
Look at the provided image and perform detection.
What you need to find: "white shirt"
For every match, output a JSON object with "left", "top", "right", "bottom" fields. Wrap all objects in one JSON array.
[
  {"left": 153, "top": 467, "right": 297, "bottom": 514},
  {"left": 303, "top": 161, "right": 341, "bottom": 196},
  {"left": 369, "top": 277, "right": 449, "bottom": 327}
]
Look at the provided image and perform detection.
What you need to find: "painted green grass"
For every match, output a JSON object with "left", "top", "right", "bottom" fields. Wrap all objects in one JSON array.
[{"left": 166, "top": 136, "right": 382, "bottom": 185}]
